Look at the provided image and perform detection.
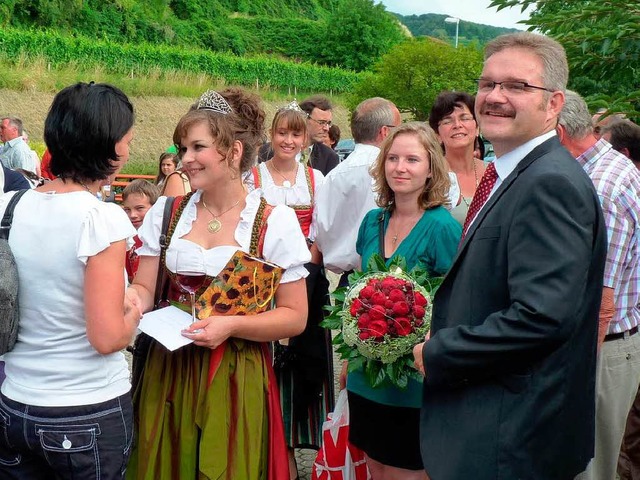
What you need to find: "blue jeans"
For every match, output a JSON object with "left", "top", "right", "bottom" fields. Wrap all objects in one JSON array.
[{"left": 0, "top": 392, "right": 133, "bottom": 479}]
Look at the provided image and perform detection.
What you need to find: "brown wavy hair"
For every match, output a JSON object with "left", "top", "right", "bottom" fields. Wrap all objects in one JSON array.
[
  {"left": 371, "top": 122, "right": 450, "bottom": 211},
  {"left": 172, "top": 87, "right": 266, "bottom": 175}
]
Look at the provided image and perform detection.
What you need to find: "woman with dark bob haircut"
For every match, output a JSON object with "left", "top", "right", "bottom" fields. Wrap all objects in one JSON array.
[
  {"left": 428, "top": 91, "right": 487, "bottom": 226},
  {"left": 0, "top": 82, "right": 142, "bottom": 479}
]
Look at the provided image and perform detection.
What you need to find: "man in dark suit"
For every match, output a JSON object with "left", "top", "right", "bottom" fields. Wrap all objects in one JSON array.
[
  {"left": 258, "top": 95, "right": 339, "bottom": 175},
  {"left": 413, "top": 32, "right": 607, "bottom": 480}
]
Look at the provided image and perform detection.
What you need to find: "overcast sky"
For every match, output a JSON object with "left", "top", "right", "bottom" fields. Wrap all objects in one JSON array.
[{"left": 378, "top": 0, "right": 532, "bottom": 30}]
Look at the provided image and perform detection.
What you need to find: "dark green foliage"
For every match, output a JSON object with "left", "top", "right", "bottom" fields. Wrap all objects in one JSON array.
[
  {"left": 394, "top": 12, "right": 519, "bottom": 47},
  {"left": 0, "top": 0, "right": 403, "bottom": 71},
  {"left": 0, "top": 27, "right": 360, "bottom": 92},
  {"left": 320, "top": 0, "right": 405, "bottom": 71},
  {"left": 489, "top": 0, "right": 640, "bottom": 119},
  {"left": 349, "top": 38, "right": 482, "bottom": 120}
]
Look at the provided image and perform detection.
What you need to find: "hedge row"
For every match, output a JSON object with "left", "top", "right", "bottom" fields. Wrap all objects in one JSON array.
[{"left": 0, "top": 28, "right": 360, "bottom": 93}]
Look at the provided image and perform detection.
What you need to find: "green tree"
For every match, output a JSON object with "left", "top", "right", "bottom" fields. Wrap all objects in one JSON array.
[
  {"left": 321, "top": 0, "right": 405, "bottom": 71},
  {"left": 489, "top": 0, "right": 640, "bottom": 117},
  {"left": 349, "top": 38, "right": 482, "bottom": 120}
]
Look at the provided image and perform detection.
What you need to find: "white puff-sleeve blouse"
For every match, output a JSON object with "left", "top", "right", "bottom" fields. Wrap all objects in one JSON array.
[{"left": 137, "top": 189, "right": 310, "bottom": 284}]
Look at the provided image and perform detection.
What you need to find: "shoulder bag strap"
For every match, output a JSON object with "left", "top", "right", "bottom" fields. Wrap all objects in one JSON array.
[
  {"left": 378, "top": 209, "right": 386, "bottom": 259},
  {"left": 153, "top": 196, "right": 176, "bottom": 308},
  {"left": 0, "top": 189, "right": 29, "bottom": 241}
]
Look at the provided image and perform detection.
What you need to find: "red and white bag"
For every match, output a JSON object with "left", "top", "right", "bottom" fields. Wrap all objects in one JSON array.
[{"left": 312, "top": 390, "right": 371, "bottom": 480}]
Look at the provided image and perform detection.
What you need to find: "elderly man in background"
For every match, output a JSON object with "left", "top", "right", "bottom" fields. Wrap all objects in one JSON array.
[
  {"left": 0, "top": 117, "right": 37, "bottom": 173},
  {"left": 315, "top": 96, "right": 400, "bottom": 282},
  {"left": 558, "top": 90, "right": 640, "bottom": 480}
]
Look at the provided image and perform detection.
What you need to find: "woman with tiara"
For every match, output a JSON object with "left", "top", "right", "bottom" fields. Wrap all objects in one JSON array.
[
  {"left": 245, "top": 101, "right": 334, "bottom": 479},
  {"left": 128, "top": 89, "right": 310, "bottom": 479}
]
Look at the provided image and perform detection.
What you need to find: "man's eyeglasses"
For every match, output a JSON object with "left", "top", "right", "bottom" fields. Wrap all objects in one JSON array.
[
  {"left": 438, "top": 115, "right": 476, "bottom": 127},
  {"left": 476, "top": 79, "right": 554, "bottom": 94},
  {"left": 308, "top": 117, "right": 332, "bottom": 128}
]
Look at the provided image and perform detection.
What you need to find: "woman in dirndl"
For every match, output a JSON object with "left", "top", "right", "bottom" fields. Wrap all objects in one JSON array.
[{"left": 127, "top": 88, "right": 310, "bottom": 480}]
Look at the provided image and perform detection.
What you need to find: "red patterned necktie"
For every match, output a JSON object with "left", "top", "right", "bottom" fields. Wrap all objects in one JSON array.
[{"left": 461, "top": 161, "right": 498, "bottom": 240}]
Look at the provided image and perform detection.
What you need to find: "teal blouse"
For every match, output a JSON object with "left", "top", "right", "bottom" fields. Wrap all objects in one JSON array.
[{"left": 347, "top": 206, "right": 461, "bottom": 408}]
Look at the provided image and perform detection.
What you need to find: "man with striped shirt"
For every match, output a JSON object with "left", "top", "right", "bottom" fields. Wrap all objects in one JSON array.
[{"left": 558, "top": 90, "right": 640, "bottom": 480}]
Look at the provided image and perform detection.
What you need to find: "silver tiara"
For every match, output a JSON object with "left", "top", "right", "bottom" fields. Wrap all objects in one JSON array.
[
  {"left": 280, "top": 100, "right": 304, "bottom": 113},
  {"left": 197, "top": 90, "right": 233, "bottom": 115}
]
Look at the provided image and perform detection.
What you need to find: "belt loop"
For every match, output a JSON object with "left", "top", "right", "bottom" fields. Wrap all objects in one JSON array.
[{"left": 624, "top": 329, "right": 630, "bottom": 339}]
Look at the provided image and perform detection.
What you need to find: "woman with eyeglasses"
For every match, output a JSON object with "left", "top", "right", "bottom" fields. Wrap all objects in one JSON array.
[{"left": 429, "top": 91, "right": 487, "bottom": 226}]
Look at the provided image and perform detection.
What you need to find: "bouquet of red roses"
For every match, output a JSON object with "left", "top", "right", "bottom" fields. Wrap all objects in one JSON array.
[{"left": 323, "top": 255, "right": 441, "bottom": 389}]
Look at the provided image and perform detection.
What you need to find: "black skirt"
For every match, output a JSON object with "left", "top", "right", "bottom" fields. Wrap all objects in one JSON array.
[{"left": 348, "top": 390, "right": 424, "bottom": 471}]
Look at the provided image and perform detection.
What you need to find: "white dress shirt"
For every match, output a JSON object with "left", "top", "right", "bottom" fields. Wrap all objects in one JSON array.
[{"left": 315, "top": 143, "right": 380, "bottom": 273}]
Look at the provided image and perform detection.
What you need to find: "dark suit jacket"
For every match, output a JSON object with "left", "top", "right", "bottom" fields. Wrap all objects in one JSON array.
[
  {"left": 257, "top": 141, "right": 339, "bottom": 176},
  {"left": 420, "top": 137, "right": 607, "bottom": 480}
]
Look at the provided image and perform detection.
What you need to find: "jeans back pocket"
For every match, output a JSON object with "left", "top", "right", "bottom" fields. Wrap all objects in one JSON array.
[{"left": 36, "top": 423, "right": 101, "bottom": 479}]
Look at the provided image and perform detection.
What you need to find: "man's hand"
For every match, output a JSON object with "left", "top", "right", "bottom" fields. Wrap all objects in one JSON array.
[
  {"left": 413, "top": 342, "right": 426, "bottom": 376},
  {"left": 413, "top": 331, "right": 430, "bottom": 377}
]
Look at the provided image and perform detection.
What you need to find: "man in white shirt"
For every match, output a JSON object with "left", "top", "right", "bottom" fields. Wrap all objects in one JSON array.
[
  {"left": 0, "top": 117, "right": 36, "bottom": 173},
  {"left": 315, "top": 97, "right": 401, "bottom": 279}
]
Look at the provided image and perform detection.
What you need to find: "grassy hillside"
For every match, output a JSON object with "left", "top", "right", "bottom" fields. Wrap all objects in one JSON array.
[
  {"left": 1, "top": 0, "right": 404, "bottom": 71},
  {"left": 393, "top": 13, "right": 519, "bottom": 46},
  {"left": 0, "top": 86, "right": 350, "bottom": 175}
]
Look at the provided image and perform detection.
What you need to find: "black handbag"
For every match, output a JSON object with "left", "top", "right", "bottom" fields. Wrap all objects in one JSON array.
[
  {"left": 0, "top": 190, "right": 28, "bottom": 355},
  {"left": 130, "top": 196, "right": 175, "bottom": 395}
]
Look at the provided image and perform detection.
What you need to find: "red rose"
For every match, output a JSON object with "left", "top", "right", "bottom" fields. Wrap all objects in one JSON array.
[
  {"left": 359, "top": 331, "right": 371, "bottom": 340},
  {"left": 392, "top": 302, "right": 410, "bottom": 316},
  {"left": 389, "top": 289, "right": 405, "bottom": 303},
  {"left": 415, "top": 318, "right": 424, "bottom": 327},
  {"left": 414, "top": 292, "right": 428, "bottom": 307},
  {"left": 359, "top": 286, "right": 375, "bottom": 299},
  {"left": 357, "top": 313, "right": 370, "bottom": 329},
  {"left": 368, "top": 279, "right": 381, "bottom": 290},
  {"left": 381, "top": 277, "right": 397, "bottom": 290},
  {"left": 350, "top": 299, "right": 363, "bottom": 317},
  {"left": 368, "top": 319, "right": 388, "bottom": 338},
  {"left": 385, "top": 299, "right": 394, "bottom": 309},
  {"left": 395, "top": 317, "right": 413, "bottom": 336},
  {"left": 413, "top": 305, "right": 426, "bottom": 319},
  {"left": 371, "top": 291, "right": 387, "bottom": 306},
  {"left": 369, "top": 305, "right": 386, "bottom": 321}
]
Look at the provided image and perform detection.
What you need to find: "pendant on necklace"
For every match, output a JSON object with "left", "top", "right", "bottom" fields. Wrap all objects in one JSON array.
[
  {"left": 208, "top": 218, "right": 222, "bottom": 234},
  {"left": 282, "top": 180, "right": 292, "bottom": 188}
]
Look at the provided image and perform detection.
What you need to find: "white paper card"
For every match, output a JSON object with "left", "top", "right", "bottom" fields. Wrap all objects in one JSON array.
[{"left": 138, "top": 305, "right": 194, "bottom": 351}]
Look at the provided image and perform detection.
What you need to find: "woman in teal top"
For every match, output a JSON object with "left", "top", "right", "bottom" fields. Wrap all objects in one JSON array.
[{"left": 347, "top": 122, "right": 461, "bottom": 479}]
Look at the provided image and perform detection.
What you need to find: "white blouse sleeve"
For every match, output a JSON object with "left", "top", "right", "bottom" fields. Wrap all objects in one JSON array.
[
  {"left": 77, "top": 202, "right": 136, "bottom": 264},
  {"left": 308, "top": 168, "right": 325, "bottom": 242},
  {"left": 446, "top": 172, "right": 460, "bottom": 210},
  {"left": 136, "top": 196, "right": 169, "bottom": 257},
  {"left": 262, "top": 204, "right": 311, "bottom": 283}
]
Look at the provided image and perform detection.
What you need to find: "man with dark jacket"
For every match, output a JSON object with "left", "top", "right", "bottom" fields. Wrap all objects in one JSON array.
[{"left": 413, "top": 32, "right": 606, "bottom": 480}]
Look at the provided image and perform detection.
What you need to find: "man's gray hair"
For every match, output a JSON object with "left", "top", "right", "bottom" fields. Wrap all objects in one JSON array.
[
  {"left": 351, "top": 97, "right": 396, "bottom": 144},
  {"left": 558, "top": 90, "right": 593, "bottom": 139},
  {"left": 2, "top": 117, "right": 24, "bottom": 135},
  {"left": 485, "top": 32, "right": 568, "bottom": 93}
]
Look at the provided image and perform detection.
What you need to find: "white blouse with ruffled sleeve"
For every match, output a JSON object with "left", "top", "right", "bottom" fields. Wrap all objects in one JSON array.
[
  {"left": 0, "top": 190, "right": 136, "bottom": 407},
  {"left": 138, "top": 189, "right": 310, "bottom": 284}
]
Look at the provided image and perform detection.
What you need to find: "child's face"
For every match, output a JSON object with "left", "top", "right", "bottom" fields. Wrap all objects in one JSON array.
[{"left": 123, "top": 193, "right": 153, "bottom": 230}]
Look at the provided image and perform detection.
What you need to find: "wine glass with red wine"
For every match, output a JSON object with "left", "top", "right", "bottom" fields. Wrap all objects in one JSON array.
[{"left": 174, "top": 250, "right": 206, "bottom": 325}]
